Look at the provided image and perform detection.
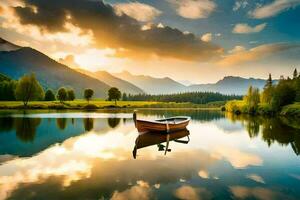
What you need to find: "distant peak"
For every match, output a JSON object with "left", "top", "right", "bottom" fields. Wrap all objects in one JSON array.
[{"left": 0, "top": 37, "right": 21, "bottom": 51}]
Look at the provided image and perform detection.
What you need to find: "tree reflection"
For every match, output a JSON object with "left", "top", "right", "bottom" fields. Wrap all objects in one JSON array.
[
  {"left": 226, "top": 114, "right": 300, "bottom": 155},
  {"left": 14, "top": 118, "right": 41, "bottom": 142},
  {"left": 0, "top": 117, "right": 14, "bottom": 133},
  {"left": 83, "top": 118, "right": 94, "bottom": 131},
  {"left": 107, "top": 118, "right": 120, "bottom": 128},
  {"left": 56, "top": 118, "right": 67, "bottom": 130}
]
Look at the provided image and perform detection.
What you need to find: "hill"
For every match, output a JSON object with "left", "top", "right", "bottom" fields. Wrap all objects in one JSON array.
[
  {"left": 0, "top": 42, "right": 110, "bottom": 98},
  {"left": 76, "top": 69, "right": 144, "bottom": 94},
  {"left": 188, "top": 76, "right": 273, "bottom": 95},
  {"left": 113, "top": 71, "right": 187, "bottom": 94}
]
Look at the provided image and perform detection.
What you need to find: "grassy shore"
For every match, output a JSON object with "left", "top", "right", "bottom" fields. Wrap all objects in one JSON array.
[
  {"left": 0, "top": 100, "right": 223, "bottom": 110},
  {"left": 225, "top": 100, "right": 300, "bottom": 117}
]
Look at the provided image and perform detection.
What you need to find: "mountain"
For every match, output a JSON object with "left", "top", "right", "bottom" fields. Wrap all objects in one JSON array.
[
  {"left": 76, "top": 69, "right": 144, "bottom": 94},
  {"left": 0, "top": 38, "right": 21, "bottom": 52},
  {"left": 0, "top": 39, "right": 110, "bottom": 98},
  {"left": 113, "top": 71, "right": 187, "bottom": 94},
  {"left": 188, "top": 76, "right": 272, "bottom": 95}
]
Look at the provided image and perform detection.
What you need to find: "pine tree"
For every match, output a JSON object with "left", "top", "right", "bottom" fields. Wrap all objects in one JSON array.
[{"left": 293, "top": 68, "right": 298, "bottom": 79}]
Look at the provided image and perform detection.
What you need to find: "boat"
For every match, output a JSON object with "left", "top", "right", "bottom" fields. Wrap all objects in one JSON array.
[
  {"left": 133, "top": 112, "right": 190, "bottom": 133},
  {"left": 132, "top": 129, "right": 190, "bottom": 159}
]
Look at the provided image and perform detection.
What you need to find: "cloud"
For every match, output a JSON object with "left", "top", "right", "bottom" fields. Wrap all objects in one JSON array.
[
  {"left": 11, "top": 0, "right": 222, "bottom": 61},
  {"left": 230, "top": 186, "right": 290, "bottom": 200},
  {"left": 246, "top": 174, "right": 265, "bottom": 184},
  {"left": 111, "top": 181, "right": 151, "bottom": 200},
  {"left": 59, "top": 54, "right": 80, "bottom": 69},
  {"left": 114, "top": 2, "right": 161, "bottom": 22},
  {"left": 201, "top": 33, "right": 212, "bottom": 42},
  {"left": 212, "top": 146, "right": 262, "bottom": 168},
  {"left": 249, "top": 0, "right": 300, "bottom": 19},
  {"left": 228, "top": 45, "right": 246, "bottom": 54},
  {"left": 174, "top": 185, "right": 212, "bottom": 200},
  {"left": 233, "top": 0, "right": 248, "bottom": 11},
  {"left": 218, "top": 43, "right": 300, "bottom": 67},
  {"left": 169, "top": 0, "right": 216, "bottom": 19},
  {"left": 233, "top": 23, "right": 267, "bottom": 34},
  {"left": 198, "top": 170, "right": 210, "bottom": 179}
]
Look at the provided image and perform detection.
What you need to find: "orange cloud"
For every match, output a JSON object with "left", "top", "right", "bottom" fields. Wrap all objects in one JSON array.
[{"left": 217, "top": 43, "right": 300, "bottom": 67}]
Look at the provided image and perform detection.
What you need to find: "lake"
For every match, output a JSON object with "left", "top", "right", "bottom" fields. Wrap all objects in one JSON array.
[{"left": 0, "top": 109, "right": 299, "bottom": 200}]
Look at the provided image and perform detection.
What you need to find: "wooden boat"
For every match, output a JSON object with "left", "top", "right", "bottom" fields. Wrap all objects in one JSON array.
[
  {"left": 133, "top": 112, "right": 190, "bottom": 133},
  {"left": 133, "top": 129, "right": 190, "bottom": 158}
]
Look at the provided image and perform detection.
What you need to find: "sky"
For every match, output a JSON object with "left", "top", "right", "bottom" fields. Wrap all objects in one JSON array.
[{"left": 0, "top": 0, "right": 300, "bottom": 84}]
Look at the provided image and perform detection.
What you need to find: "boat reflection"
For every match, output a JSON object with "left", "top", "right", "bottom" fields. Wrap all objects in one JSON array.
[{"left": 133, "top": 129, "right": 190, "bottom": 159}]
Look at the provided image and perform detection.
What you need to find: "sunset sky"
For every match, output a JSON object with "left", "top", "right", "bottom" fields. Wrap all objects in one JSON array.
[{"left": 0, "top": 0, "right": 300, "bottom": 84}]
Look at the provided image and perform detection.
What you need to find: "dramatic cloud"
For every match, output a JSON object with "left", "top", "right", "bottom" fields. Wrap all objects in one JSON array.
[
  {"left": 233, "top": 23, "right": 267, "bottom": 34},
  {"left": 218, "top": 43, "right": 300, "bottom": 67},
  {"left": 201, "top": 33, "right": 212, "bottom": 42},
  {"left": 114, "top": 2, "right": 161, "bottom": 22},
  {"left": 169, "top": 0, "right": 216, "bottom": 19},
  {"left": 249, "top": 0, "right": 300, "bottom": 19},
  {"left": 12, "top": 0, "right": 222, "bottom": 61}
]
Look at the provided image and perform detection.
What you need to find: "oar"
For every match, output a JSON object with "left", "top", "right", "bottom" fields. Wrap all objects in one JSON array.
[{"left": 164, "top": 134, "right": 170, "bottom": 155}]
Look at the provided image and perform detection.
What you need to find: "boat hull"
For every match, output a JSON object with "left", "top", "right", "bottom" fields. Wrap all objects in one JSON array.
[{"left": 136, "top": 117, "right": 190, "bottom": 133}]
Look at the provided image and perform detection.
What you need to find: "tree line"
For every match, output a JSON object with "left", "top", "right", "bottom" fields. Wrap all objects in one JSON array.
[
  {"left": 122, "top": 92, "right": 242, "bottom": 104},
  {"left": 0, "top": 73, "right": 122, "bottom": 106},
  {"left": 227, "top": 68, "right": 300, "bottom": 114}
]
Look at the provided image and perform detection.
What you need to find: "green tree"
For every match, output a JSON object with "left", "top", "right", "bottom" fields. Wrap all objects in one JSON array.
[
  {"left": 15, "top": 74, "right": 44, "bottom": 106},
  {"left": 122, "top": 92, "right": 128, "bottom": 101},
  {"left": 244, "top": 86, "right": 260, "bottom": 114},
  {"left": 44, "top": 89, "right": 56, "bottom": 101},
  {"left": 272, "top": 81, "right": 296, "bottom": 110},
  {"left": 0, "top": 80, "right": 17, "bottom": 101},
  {"left": 57, "top": 87, "right": 67, "bottom": 103},
  {"left": 261, "top": 74, "right": 274, "bottom": 104},
  {"left": 293, "top": 68, "right": 298, "bottom": 79},
  {"left": 84, "top": 88, "right": 94, "bottom": 103},
  {"left": 108, "top": 87, "right": 121, "bottom": 105},
  {"left": 67, "top": 89, "right": 75, "bottom": 101}
]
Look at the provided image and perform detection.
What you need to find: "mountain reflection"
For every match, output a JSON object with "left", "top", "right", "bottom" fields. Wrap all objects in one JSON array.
[{"left": 133, "top": 129, "right": 190, "bottom": 159}]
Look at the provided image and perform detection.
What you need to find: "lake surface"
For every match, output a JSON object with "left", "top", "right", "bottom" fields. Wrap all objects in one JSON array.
[{"left": 0, "top": 109, "right": 299, "bottom": 200}]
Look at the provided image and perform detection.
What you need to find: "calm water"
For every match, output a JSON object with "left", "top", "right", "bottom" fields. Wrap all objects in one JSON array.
[{"left": 0, "top": 110, "right": 299, "bottom": 200}]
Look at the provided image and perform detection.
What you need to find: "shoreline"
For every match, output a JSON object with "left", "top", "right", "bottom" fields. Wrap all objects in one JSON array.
[{"left": 0, "top": 101, "right": 221, "bottom": 111}]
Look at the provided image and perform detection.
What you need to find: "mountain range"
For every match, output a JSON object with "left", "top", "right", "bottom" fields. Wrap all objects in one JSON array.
[
  {"left": 0, "top": 37, "right": 271, "bottom": 96},
  {"left": 113, "top": 71, "right": 187, "bottom": 94}
]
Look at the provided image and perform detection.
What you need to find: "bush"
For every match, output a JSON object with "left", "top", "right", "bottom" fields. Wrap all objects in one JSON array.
[
  {"left": 83, "top": 104, "right": 98, "bottom": 110},
  {"left": 221, "top": 106, "right": 226, "bottom": 111}
]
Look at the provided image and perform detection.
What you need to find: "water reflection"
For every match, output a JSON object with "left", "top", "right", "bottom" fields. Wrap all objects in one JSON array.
[
  {"left": 15, "top": 118, "right": 41, "bottom": 143},
  {"left": 0, "top": 110, "right": 299, "bottom": 200},
  {"left": 83, "top": 118, "right": 94, "bottom": 131},
  {"left": 56, "top": 118, "right": 67, "bottom": 130},
  {"left": 226, "top": 113, "right": 300, "bottom": 155},
  {"left": 108, "top": 118, "right": 121, "bottom": 128},
  {"left": 133, "top": 129, "right": 190, "bottom": 158}
]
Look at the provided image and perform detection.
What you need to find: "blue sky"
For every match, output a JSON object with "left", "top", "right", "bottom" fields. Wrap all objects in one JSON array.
[{"left": 0, "top": 0, "right": 300, "bottom": 83}]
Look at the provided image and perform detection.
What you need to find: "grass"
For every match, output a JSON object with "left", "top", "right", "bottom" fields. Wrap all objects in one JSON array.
[{"left": 0, "top": 100, "right": 222, "bottom": 110}]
